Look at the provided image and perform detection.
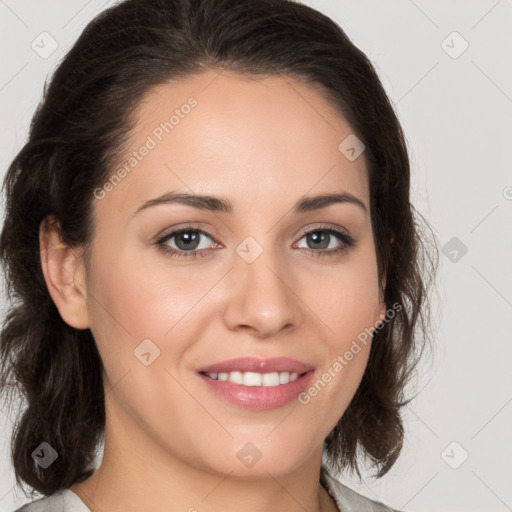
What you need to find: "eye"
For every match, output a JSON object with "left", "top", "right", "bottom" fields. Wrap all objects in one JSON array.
[
  {"left": 156, "top": 227, "right": 218, "bottom": 259},
  {"left": 295, "top": 226, "right": 355, "bottom": 257}
]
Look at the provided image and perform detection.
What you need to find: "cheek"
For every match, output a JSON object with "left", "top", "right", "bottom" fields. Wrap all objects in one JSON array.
[
  {"left": 88, "top": 228, "right": 186, "bottom": 321},
  {"left": 303, "top": 245, "right": 381, "bottom": 349},
  {"left": 84, "top": 236, "right": 180, "bottom": 357},
  {"left": 300, "top": 256, "right": 379, "bottom": 422},
  {"left": 84, "top": 234, "right": 226, "bottom": 383}
]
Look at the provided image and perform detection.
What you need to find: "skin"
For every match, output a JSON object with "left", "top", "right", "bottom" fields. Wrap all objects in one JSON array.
[{"left": 40, "top": 69, "right": 386, "bottom": 512}]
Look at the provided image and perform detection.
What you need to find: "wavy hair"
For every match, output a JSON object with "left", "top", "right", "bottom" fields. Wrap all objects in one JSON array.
[{"left": 0, "top": 0, "right": 438, "bottom": 497}]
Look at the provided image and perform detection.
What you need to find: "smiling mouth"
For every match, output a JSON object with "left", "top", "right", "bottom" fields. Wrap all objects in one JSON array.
[
  {"left": 197, "top": 366, "right": 315, "bottom": 410},
  {"left": 199, "top": 370, "right": 310, "bottom": 387},
  {"left": 196, "top": 356, "right": 315, "bottom": 409}
]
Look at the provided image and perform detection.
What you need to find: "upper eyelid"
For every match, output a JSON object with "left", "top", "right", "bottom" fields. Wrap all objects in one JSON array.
[{"left": 157, "top": 227, "right": 215, "bottom": 244}]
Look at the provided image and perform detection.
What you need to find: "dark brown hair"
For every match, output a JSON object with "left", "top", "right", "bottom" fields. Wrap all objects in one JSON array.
[{"left": 0, "top": 0, "right": 438, "bottom": 497}]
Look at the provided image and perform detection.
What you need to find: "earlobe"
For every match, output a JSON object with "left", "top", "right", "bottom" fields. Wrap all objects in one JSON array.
[{"left": 39, "top": 215, "right": 90, "bottom": 330}]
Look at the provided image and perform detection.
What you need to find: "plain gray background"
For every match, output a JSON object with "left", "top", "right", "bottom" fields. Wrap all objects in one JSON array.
[{"left": 1, "top": 1, "right": 511, "bottom": 511}]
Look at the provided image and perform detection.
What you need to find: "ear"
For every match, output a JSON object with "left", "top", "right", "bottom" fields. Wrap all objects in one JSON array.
[{"left": 39, "top": 214, "right": 91, "bottom": 330}]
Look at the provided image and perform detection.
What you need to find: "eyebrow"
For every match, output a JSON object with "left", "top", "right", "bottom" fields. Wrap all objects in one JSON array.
[{"left": 133, "top": 190, "right": 367, "bottom": 216}]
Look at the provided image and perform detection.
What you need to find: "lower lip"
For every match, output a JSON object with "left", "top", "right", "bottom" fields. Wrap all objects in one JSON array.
[{"left": 197, "top": 371, "right": 315, "bottom": 410}]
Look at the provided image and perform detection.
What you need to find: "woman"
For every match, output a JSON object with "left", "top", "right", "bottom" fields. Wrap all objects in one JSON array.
[{"left": 0, "top": 0, "right": 438, "bottom": 511}]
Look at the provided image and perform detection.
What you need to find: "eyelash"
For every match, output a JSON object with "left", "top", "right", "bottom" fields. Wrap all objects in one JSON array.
[{"left": 154, "top": 223, "right": 355, "bottom": 259}]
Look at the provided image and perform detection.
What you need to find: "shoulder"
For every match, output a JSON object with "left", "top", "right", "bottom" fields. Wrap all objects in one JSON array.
[
  {"left": 321, "top": 467, "right": 404, "bottom": 512},
  {"left": 12, "top": 489, "right": 90, "bottom": 512}
]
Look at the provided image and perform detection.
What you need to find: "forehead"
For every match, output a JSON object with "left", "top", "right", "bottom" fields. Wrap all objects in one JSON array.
[{"left": 97, "top": 70, "right": 369, "bottom": 216}]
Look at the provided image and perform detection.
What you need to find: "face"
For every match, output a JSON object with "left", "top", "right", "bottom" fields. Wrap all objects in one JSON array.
[{"left": 74, "top": 70, "right": 386, "bottom": 478}]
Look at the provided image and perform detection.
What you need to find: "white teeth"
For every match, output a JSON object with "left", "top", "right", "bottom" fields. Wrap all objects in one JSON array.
[
  {"left": 243, "top": 372, "right": 262, "bottom": 386},
  {"left": 262, "top": 372, "right": 280, "bottom": 386},
  {"left": 204, "top": 370, "right": 302, "bottom": 387},
  {"left": 230, "top": 371, "right": 244, "bottom": 384}
]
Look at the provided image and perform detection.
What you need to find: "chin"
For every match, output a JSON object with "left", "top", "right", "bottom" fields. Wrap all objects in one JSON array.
[{"left": 197, "top": 438, "right": 319, "bottom": 479}]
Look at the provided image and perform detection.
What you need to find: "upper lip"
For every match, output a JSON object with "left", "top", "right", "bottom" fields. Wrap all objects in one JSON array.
[{"left": 197, "top": 357, "right": 314, "bottom": 375}]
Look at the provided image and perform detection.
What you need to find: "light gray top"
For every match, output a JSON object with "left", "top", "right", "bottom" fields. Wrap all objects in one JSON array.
[
  {"left": 13, "top": 488, "right": 89, "bottom": 512},
  {"left": 14, "top": 466, "right": 403, "bottom": 512},
  {"left": 320, "top": 468, "right": 403, "bottom": 511}
]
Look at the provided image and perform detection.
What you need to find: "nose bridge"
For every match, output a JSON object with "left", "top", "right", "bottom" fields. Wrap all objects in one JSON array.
[{"left": 222, "top": 234, "right": 301, "bottom": 337}]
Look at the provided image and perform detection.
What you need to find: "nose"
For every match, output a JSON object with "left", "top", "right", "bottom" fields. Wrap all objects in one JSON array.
[{"left": 222, "top": 242, "right": 303, "bottom": 339}]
